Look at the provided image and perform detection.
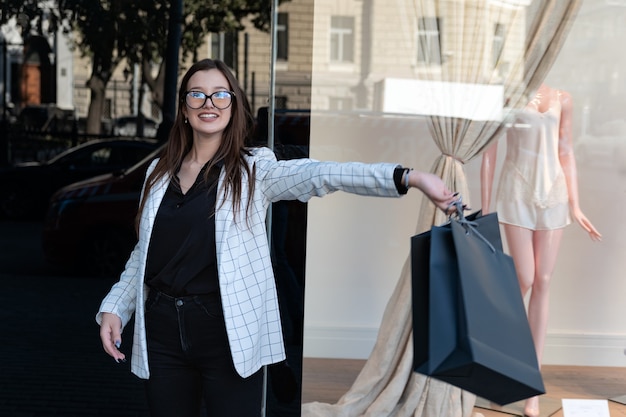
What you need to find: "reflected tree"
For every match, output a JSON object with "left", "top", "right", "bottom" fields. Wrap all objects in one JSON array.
[{"left": 1, "top": 0, "right": 287, "bottom": 134}]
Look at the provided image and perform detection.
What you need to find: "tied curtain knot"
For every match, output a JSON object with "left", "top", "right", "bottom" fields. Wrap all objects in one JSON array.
[{"left": 442, "top": 153, "right": 466, "bottom": 165}]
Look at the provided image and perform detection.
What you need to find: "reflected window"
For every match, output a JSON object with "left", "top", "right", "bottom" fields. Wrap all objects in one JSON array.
[
  {"left": 493, "top": 23, "right": 505, "bottom": 68},
  {"left": 211, "top": 32, "right": 238, "bottom": 70},
  {"left": 64, "top": 147, "right": 112, "bottom": 168},
  {"left": 275, "top": 96, "right": 288, "bottom": 109},
  {"left": 104, "top": 98, "right": 112, "bottom": 119},
  {"left": 277, "top": 12, "right": 289, "bottom": 61},
  {"left": 330, "top": 16, "right": 355, "bottom": 63},
  {"left": 417, "top": 17, "right": 442, "bottom": 65},
  {"left": 90, "top": 148, "right": 112, "bottom": 165},
  {"left": 329, "top": 96, "right": 353, "bottom": 111}
]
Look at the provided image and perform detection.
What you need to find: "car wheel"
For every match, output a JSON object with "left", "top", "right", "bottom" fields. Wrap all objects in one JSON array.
[{"left": 80, "top": 230, "right": 135, "bottom": 278}]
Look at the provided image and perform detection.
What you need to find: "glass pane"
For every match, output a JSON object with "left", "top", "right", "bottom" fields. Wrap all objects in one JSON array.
[
  {"left": 259, "top": 0, "right": 626, "bottom": 412},
  {"left": 264, "top": 2, "right": 312, "bottom": 416},
  {"left": 297, "top": 0, "right": 626, "bottom": 409}
]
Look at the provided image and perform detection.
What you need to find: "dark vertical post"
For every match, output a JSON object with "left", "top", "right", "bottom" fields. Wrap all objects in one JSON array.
[
  {"left": 244, "top": 33, "right": 249, "bottom": 93},
  {"left": 251, "top": 71, "right": 256, "bottom": 116},
  {"left": 2, "top": 39, "right": 7, "bottom": 122},
  {"left": 157, "top": 0, "right": 183, "bottom": 142},
  {"left": 1, "top": 40, "right": 9, "bottom": 166}
]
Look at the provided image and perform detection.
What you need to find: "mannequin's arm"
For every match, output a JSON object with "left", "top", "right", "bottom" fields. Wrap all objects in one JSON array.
[
  {"left": 557, "top": 90, "right": 602, "bottom": 241},
  {"left": 480, "top": 140, "right": 498, "bottom": 214}
]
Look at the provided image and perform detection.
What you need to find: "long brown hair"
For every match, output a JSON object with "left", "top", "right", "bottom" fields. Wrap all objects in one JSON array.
[{"left": 136, "top": 59, "right": 256, "bottom": 232}]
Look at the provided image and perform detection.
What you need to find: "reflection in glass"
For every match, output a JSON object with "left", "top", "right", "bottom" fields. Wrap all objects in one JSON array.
[
  {"left": 300, "top": 1, "right": 583, "bottom": 416},
  {"left": 231, "top": 0, "right": 622, "bottom": 415}
]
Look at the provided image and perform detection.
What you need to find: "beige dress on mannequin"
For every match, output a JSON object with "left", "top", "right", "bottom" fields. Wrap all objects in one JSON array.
[
  {"left": 496, "top": 93, "right": 571, "bottom": 231},
  {"left": 481, "top": 84, "right": 601, "bottom": 417}
]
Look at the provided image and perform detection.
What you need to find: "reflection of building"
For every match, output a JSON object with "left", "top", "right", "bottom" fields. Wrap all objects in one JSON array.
[
  {"left": 1, "top": 20, "right": 74, "bottom": 118},
  {"left": 1, "top": 22, "right": 27, "bottom": 117},
  {"left": 1, "top": 18, "right": 151, "bottom": 122},
  {"left": 238, "top": 0, "right": 527, "bottom": 113},
  {"left": 0, "top": 41, "right": 16, "bottom": 118},
  {"left": 3, "top": 0, "right": 529, "bottom": 122},
  {"left": 21, "top": 36, "right": 55, "bottom": 105}
]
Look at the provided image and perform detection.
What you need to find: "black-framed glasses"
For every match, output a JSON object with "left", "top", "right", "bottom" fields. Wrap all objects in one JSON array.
[{"left": 184, "top": 90, "right": 235, "bottom": 110}]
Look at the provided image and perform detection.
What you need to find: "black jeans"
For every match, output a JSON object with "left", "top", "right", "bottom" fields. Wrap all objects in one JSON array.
[{"left": 144, "top": 290, "right": 263, "bottom": 417}]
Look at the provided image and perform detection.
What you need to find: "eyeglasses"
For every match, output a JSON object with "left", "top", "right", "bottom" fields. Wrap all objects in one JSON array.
[{"left": 184, "top": 90, "right": 235, "bottom": 110}]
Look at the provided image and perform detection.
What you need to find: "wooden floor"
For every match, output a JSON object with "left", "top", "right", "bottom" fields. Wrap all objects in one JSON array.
[{"left": 301, "top": 358, "right": 626, "bottom": 416}]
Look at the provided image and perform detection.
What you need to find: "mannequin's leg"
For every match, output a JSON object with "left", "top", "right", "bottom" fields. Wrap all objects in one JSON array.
[
  {"left": 502, "top": 225, "right": 535, "bottom": 297},
  {"left": 498, "top": 225, "right": 535, "bottom": 413},
  {"left": 503, "top": 225, "right": 564, "bottom": 416},
  {"left": 528, "top": 228, "right": 564, "bottom": 364}
]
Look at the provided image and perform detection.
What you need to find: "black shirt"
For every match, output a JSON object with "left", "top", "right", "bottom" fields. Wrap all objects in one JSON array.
[
  {"left": 144, "top": 161, "right": 222, "bottom": 296},
  {"left": 144, "top": 162, "right": 408, "bottom": 297}
]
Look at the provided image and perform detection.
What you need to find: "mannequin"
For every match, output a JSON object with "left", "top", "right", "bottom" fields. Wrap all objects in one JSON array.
[{"left": 481, "top": 83, "right": 601, "bottom": 417}]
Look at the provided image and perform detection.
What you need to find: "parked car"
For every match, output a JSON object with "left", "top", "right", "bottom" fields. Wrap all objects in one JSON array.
[
  {"left": 0, "top": 138, "right": 160, "bottom": 220},
  {"left": 112, "top": 115, "right": 159, "bottom": 138},
  {"left": 42, "top": 146, "right": 163, "bottom": 277},
  {"left": 41, "top": 108, "right": 312, "bottom": 277}
]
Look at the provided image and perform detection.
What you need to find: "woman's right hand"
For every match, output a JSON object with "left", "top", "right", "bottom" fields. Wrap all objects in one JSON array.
[
  {"left": 99, "top": 312, "right": 126, "bottom": 363},
  {"left": 409, "top": 170, "right": 458, "bottom": 213}
]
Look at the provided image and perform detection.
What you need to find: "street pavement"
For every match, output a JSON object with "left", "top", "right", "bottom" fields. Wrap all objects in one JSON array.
[
  {"left": 0, "top": 221, "right": 301, "bottom": 417},
  {"left": 0, "top": 221, "right": 149, "bottom": 417}
]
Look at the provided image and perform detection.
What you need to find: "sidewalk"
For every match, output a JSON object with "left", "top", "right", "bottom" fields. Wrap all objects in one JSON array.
[{"left": 0, "top": 221, "right": 149, "bottom": 416}]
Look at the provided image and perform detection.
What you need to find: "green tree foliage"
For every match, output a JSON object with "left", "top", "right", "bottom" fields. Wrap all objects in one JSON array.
[
  {"left": 1, "top": 1, "right": 66, "bottom": 36},
  {"left": 1, "top": 0, "right": 282, "bottom": 134}
]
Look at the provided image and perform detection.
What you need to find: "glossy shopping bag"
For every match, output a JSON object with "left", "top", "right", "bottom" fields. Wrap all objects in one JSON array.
[{"left": 411, "top": 211, "right": 545, "bottom": 405}]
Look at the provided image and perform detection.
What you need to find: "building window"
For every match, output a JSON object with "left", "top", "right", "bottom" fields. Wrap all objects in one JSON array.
[
  {"left": 493, "top": 23, "right": 505, "bottom": 68},
  {"left": 329, "top": 96, "right": 353, "bottom": 111},
  {"left": 211, "top": 32, "right": 238, "bottom": 71},
  {"left": 275, "top": 96, "right": 288, "bottom": 109},
  {"left": 104, "top": 98, "right": 112, "bottom": 119},
  {"left": 417, "top": 17, "right": 442, "bottom": 65},
  {"left": 330, "top": 16, "right": 355, "bottom": 63},
  {"left": 277, "top": 13, "right": 289, "bottom": 61}
]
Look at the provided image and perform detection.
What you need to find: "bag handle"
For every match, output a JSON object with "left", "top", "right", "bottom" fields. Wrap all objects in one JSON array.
[{"left": 449, "top": 196, "right": 496, "bottom": 253}]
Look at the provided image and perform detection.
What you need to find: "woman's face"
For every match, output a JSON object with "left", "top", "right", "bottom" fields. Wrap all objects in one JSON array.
[{"left": 182, "top": 68, "right": 234, "bottom": 140}]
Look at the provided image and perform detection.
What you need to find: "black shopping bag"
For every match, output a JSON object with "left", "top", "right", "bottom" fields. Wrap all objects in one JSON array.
[{"left": 411, "top": 210, "right": 545, "bottom": 405}]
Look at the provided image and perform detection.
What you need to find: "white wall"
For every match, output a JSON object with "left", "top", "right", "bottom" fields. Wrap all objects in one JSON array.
[
  {"left": 303, "top": 0, "right": 626, "bottom": 367},
  {"left": 303, "top": 114, "right": 439, "bottom": 359},
  {"left": 55, "top": 29, "right": 74, "bottom": 110}
]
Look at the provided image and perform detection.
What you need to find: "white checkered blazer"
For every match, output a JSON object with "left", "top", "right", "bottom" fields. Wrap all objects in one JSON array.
[{"left": 96, "top": 146, "right": 403, "bottom": 379}]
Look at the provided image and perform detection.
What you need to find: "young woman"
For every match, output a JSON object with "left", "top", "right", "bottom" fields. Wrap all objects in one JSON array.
[{"left": 97, "top": 58, "right": 457, "bottom": 417}]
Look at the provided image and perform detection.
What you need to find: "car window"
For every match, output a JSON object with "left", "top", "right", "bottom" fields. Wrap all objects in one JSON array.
[
  {"left": 108, "top": 145, "right": 150, "bottom": 166},
  {"left": 63, "top": 146, "right": 112, "bottom": 168},
  {"left": 90, "top": 147, "right": 112, "bottom": 165},
  {"left": 123, "top": 145, "right": 164, "bottom": 174},
  {"left": 131, "top": 146, "right": 157, "bottom": 162}
]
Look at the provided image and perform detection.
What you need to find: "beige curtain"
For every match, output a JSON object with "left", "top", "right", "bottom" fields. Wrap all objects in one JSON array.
[{"left": 302, "top": 1, "right": 580, "bottom": 416}]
